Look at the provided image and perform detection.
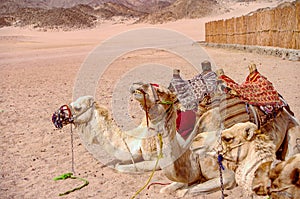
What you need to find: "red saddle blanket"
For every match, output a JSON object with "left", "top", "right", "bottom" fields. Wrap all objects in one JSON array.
[
  {"left": 219, "top": 71, "right": 282, "bottom": 106},
  {"left": 176, "top": 110, "right": 196, "bottom": 140}
]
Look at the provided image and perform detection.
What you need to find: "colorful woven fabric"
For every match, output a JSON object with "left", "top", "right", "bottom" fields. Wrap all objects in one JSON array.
[
  {"left": 219, "top": 94, "right": 250, "bottom": 129},
  {"left": 188, "top": 71, "right": 218, "bottom": 101},
  {"left": 170, "top": 71, "right": 218, "bottom": 111},
  {"left": 219, "top": 71, "right": 282, "bottom": 106},
  {"left": 169, "top": 73, "right": 198, "bottom": 111}
]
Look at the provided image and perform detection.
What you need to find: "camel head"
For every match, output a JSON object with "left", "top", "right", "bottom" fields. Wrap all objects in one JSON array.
[
  {"left": 221, "top": 122, "right": 259, "bottom": 163},
  {"left": 52, "top": 95, "right": 95, "bottom": 128},
  {"left": 129, "top": 82, "right": 177, "bottom": 124}
]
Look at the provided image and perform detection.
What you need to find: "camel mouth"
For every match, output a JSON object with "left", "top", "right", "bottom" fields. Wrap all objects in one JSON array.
[
  {"left": 252, "top": 184, "right": 268, "bottom": 196},
  {"left": 52, "top": 104, "right": 74, "bottom": 129},
  {"left": 130, "top": 82, "right": 148, "bottom": 101},
  {"left": 132, "top": 88, "right": 147, "bottom": 102}
]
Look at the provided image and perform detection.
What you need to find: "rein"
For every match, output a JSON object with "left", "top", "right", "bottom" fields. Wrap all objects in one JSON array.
[
  {"left": 130, "top": 133, "right": 163, "bottom": 199},
  {"left": 221, "top": 142, "right": 245, "bottom": 162},
  {"left": 52, "top": 104, "right": 92, "bottom": 196},
  {"left": 269, "top": 185, "right": 294, "bottom": 198},
  {"left": 142, "top": 89, "right": 150, "bottom": 127},
  {"left": 71, "top": 102, "right": 95, "bottom": 122}
]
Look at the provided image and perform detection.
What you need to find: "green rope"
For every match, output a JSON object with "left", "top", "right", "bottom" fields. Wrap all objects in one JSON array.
[
  {"left": 159, "top": 100, "right": 173, "bottom": 105},
  {"left": 53, "top": 173, "right": 89, "bottom": 196},
  {"left": 130, "top": 133, "right": 163, "bottom": 199}
]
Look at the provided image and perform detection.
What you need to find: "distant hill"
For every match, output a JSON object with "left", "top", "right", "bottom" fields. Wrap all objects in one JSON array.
[
  {"left": 0, "top": 0, "right": 288, "bottom": 30},
  {"left": 0, "top": 1, "right": 148, "bottom": 30},
  {"left": 138, "top": 0, "right": 219, "bottom": 24}
]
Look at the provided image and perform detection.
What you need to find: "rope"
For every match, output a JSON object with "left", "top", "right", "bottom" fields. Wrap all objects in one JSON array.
[
  {"left": 52, "top": 122, "right": 89, "bottom": 196},
  {"left": 53, "top": 173, "right": 89, "bottom": 196},
  {"left": 218, "top": 153, "right": 225, "bottom": 199},
  {"left": 122, "top": 137, "right": 138, "bottom": 171},
  {"left": 70, "top": 124, "right": 75, "bottom": 174},
  {"left": 130, "top": 133, "right": 163, "bottom": 199},
  {"left": 217, "top": 126, "right": 225, "bottom": 199}
]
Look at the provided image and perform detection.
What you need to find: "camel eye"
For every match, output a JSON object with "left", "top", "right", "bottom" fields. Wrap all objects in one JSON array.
[
  {"left": 222, "top": 136, "right": 233, "bottom": 143},
  {"left": 74, "top": 106, "right": 82, "bottom": 112}
]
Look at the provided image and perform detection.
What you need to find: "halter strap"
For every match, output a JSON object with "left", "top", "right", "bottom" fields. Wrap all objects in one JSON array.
[{"left": 141, "top": 83, "right": 174, "bottom": 128}]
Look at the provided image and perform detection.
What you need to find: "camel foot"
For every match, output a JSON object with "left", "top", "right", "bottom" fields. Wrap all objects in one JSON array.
[
  {"left": 115, "top": 160, "right": 160, "bottom": 173},
  {"left": 160, "top": 182, "right": 187, "bottom": 194},
  {"left": 175, "top": 188, "right": 189, "bottom": 198}
]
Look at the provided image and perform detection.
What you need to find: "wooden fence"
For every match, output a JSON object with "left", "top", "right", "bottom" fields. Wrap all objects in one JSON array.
[{"left": 205, "top": 1, "right": 300, "bottom": 49}]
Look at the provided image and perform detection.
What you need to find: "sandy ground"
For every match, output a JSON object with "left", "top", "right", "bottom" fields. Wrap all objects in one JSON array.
[{"left": 1, "top": 1, "right": 299, "bottom": 199}]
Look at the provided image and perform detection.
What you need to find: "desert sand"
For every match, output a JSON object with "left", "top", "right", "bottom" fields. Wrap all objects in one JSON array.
[{"left": 1, "top": 1, "right": 299, "bottom": 199}]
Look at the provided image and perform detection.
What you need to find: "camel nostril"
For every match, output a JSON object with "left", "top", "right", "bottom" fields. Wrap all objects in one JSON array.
[
  {"left": 252, "top": 185, "right": 260, "bottom": 192},
  {"left": 252, "top": 184, "right": 265, "bottom": 195}
]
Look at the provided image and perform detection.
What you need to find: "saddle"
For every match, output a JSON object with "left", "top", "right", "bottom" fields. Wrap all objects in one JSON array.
[
  {"left": 218, "top": 93, "right": 284, "bottom": 129},
  {"left": 169, "top": 70, "right": 218, "bottom": 139},
  {"left": 219, "top": 71, "right": 283, "bottom": 107},
  {"left": 169, "top": 70, "right": 218, "bottom": 111}
]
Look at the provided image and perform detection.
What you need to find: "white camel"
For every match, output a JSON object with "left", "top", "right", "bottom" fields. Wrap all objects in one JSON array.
[{"left": 53, "top": 95, "right": 161, "bottom": 172}]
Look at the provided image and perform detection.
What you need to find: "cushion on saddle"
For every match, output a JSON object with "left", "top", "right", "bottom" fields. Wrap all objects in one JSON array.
[
  {"left": 170, "top": 71, "right": 218, "bottom": 111},
  {"left": 176, "top": 110, "right": 196, "bottom": 140},
  {"left": 219, "top": 71, "right": 283, "bottom": 107}
]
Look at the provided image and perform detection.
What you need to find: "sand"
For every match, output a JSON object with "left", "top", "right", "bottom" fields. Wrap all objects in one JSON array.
[{"left": 1, "top": 1, "right": 299, "bottom": 199}]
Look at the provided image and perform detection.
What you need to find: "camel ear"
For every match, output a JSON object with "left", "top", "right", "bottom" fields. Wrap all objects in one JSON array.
[
  {"left": 88, "top": 96, "right": 94, "bottom": 106},
  {"left": 243, "top": 126, "right": 256, "bottom": 141},
  {"left": 156, "top": 86, "right": 176, "bottom": 99},
  {"left": 156, "top": 85, "right": 169, "bottom": 94}
]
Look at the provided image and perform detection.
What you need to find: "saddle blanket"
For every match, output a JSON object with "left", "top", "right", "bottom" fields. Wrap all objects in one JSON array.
[
  {"left": 176, "top": 110, "right": 196, "bottom": 140},
  {"left": 219, "top": 71, "right": 282, "bottom": 106}
]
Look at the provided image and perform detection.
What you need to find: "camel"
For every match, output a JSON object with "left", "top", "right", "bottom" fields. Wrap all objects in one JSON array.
[
  {"left": 252, "top": 154, "right": 300, "bottom": 198},
  {"left": 129, "top": 82, "right": 222, "bottom": 146},
  {"left": 221, "top": 116, "right": 300, "bottom": 197},
  {"left": 52, "top": 95, "right": 163, "bottom": 172},
  {"left": 130, "top": 81, "right": 300, "bottom": 197},
  {"left": 130, "top": 82, "right": 237, "bottom": 196},
  {"left": 220, "top": 122, "right": 277, "bottom": 198},
  {"left": 217, "top": 65, "right": 300, "bottom": 159}
]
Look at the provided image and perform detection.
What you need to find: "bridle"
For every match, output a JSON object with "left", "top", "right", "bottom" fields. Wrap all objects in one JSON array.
[
  {"left": 52, "top": 105, "right": 74, "bottom": 129},
  {"left": 269, "top": 185, "right": 294, "bottom": 199},
  {"left": 140, "top": 83, "right": 174, "bottom": 128},
  {"left": 52, "top": 102, "right": 95, "bottom": 129},
  {"left": 221, "top": 141, "right": 245, "bottom": 164}
]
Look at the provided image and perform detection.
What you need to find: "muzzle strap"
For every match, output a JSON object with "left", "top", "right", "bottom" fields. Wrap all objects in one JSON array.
[{"left": 52, "top": 105, "right": 74, "bottom": 129}]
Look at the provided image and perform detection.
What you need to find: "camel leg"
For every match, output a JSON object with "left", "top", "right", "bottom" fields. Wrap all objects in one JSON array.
[
  {"left": 159, "top": 182, "right": 187, "bottom": 194},
  {"left": 115, "top": 160, "right": 160, "bottom": 173},
  {"left": 182, "top": 169, "right": 236, "bottom": 195}
]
